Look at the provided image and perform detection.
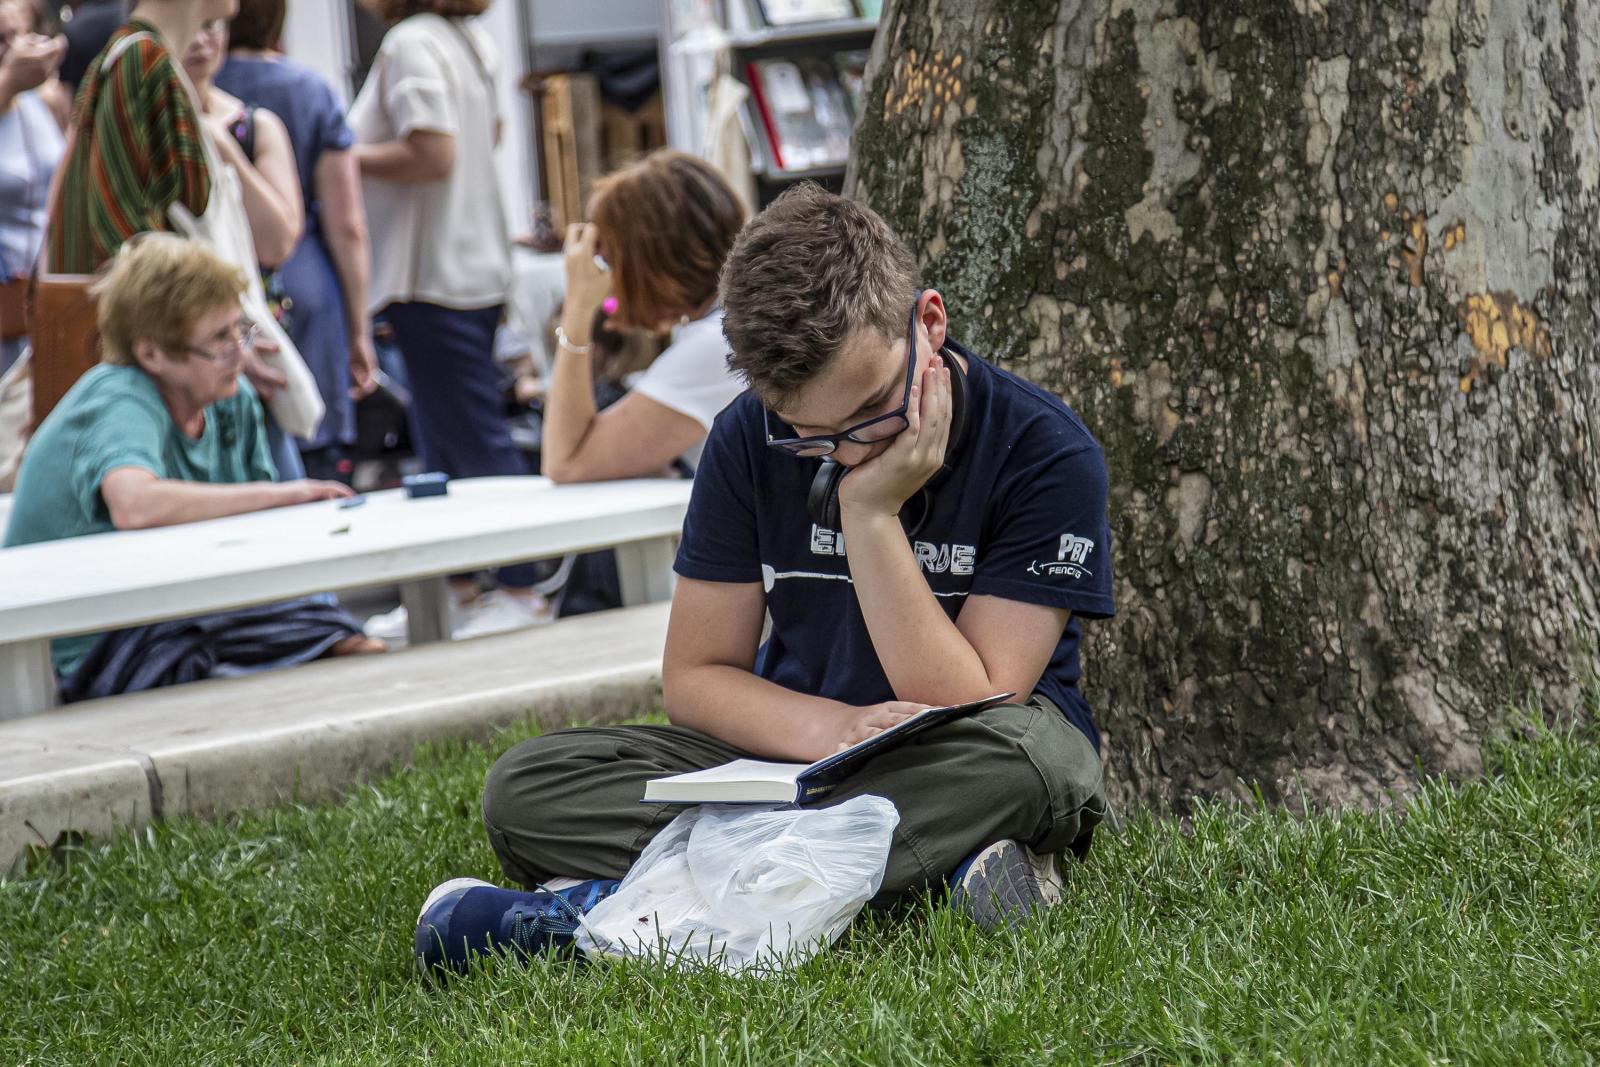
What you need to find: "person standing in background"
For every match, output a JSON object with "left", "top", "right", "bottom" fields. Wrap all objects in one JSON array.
[
  {"left": 0, "top": 2, "right": 65, "bottom": 374},
  {"left": 42, "top": 0, "right": 297, "bottom": 425},
  {"left": 183, "top": 16, "right": 301, "bottom": 272},
  {"left": 182, "top": 12, "right": 305, "bottom": 477},
  {"left": 2, "top": 1, "right": 68, "bottom": 126},
  {"left": 218, "top": 0, "right": 378, "bottom": 483},
  {"left": 46, "top": 0, "right": 232, "bottom": 274},
  {"left": 350, "top": 0, "right": 539, "bottom": 635}
]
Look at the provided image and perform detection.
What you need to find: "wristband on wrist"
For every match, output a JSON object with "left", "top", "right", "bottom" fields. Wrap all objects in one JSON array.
[{"left": 554, "top": 324, "right": 592, "bottom": 355}]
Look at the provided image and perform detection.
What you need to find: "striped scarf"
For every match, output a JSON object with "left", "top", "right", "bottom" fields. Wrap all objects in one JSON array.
[{"left": 46, "top": 19, "right": 211, "bottom": 274}]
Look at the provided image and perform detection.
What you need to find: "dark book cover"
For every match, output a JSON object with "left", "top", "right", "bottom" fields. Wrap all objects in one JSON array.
[{"left": 796, "top": 692, "right": 1014, "bottom": 802}]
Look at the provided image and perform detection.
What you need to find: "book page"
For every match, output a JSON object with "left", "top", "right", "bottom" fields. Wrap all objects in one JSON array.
[{"left": 656, "top": 759, "right": 806, "bottom": 786}]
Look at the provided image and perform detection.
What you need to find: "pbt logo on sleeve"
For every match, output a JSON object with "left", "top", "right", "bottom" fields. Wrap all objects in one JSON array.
[{"left": 1027, "top": 534, "right": 1095, "bottom": 579}]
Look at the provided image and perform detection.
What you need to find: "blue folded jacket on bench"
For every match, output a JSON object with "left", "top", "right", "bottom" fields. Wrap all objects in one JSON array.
[{"left": 60, "top": 597, "right": 364, "bottom": 703}]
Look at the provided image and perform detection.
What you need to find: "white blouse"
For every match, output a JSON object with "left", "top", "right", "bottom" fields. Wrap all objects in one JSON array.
[
  {"left": 629, "top": 309, "right": 746, "bottom": 470},
  {"left": 348, "top": 14, "right": 512, "bottom": 312}
]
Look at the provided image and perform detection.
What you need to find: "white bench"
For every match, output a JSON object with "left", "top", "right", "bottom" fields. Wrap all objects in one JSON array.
[
  {"left": 0, "top": 476, "right": 691, "bottom": 719},
  {"left": 0, "top": 600, "right": 671, "bottom": 871}
]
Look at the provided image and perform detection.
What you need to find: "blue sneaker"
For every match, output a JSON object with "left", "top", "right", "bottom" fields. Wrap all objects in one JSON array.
[
  {"left": 949, "top": 839, "right": 1064, "bottom": 931},
  {"left": 414, "top": 876, "right": 619, "bottom": 977}
]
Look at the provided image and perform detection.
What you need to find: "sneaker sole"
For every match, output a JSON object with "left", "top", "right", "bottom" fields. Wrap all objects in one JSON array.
[
  {"left": 953, "top": 841, "right": 1064, "bottom": 932},
  {"left": 417, "top": 877, "right": 494, "bottom": 926}
]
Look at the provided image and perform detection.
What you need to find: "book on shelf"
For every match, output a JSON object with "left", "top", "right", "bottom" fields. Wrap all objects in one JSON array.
[
  {"left": 746, "top": 0, "right": 859, "bottom": 28},
  {"left": 743, "top": 59, "right": 787, "bottom": 170},
  {"left": 745, "top": 57, "right": 855, "bottom": 172},
  {"left": 642, "top": 693, "right": 1014, "bottom": 805}
]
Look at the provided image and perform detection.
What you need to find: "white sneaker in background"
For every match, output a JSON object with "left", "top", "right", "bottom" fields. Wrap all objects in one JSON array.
[
  {"left": 363, "top": 603, "right": 412, "bottom": 645},
  {"left": 451, "top": 589, "right": 553, "bottom": 639},
  {"left": 366, "top": 579, "right": 476, "bottom": 646}
]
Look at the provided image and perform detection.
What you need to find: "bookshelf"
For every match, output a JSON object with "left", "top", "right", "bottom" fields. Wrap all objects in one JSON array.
[{"left": 659, "top": 0, "right": 877, "bottom": 204}]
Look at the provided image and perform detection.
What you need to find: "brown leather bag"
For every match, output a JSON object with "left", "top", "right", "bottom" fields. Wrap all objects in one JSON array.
[
  {"left": 27, "top": 274, "right": 100, "bottom": 425},
  {"left": 0, "top": 277, "right": 26, "bottom": 342}
]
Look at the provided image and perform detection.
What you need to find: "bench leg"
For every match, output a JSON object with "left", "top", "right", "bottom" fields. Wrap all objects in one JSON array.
[
  {"left": 0, "top": 640, "right": 58, "bottom": 719},
  {"left": 615, "top": 537, "right": 678, "bottom": 606},
  {"left": 400, "top": 576, "right": 452, "bottom": 645}
]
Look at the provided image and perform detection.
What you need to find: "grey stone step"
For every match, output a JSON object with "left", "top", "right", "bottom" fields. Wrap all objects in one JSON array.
[{"left": 0, "top": 602, "right": 670, "bottom": 870}]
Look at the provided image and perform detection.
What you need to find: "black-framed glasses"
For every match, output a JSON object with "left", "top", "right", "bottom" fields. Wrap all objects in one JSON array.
[
  {"left": 186, "top": 321, "right": 260, "bottom": 363},
  {"left": 764, "top": 296, "right": 921, "bottom": 458}
]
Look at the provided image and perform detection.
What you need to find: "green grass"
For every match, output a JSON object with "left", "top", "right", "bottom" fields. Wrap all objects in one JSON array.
[{"left": 5, "top": 707, "right": 1599, "bottom": 1066}]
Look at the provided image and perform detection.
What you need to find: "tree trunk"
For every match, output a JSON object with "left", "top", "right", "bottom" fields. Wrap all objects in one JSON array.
[{"left": 846, "top": 0, "right": 1600, "bottom": 810}]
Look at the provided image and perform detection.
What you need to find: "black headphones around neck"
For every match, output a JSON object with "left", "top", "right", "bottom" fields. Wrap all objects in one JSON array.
[{"left": 806, "top": 346, "right": 969, "bottom": 537}]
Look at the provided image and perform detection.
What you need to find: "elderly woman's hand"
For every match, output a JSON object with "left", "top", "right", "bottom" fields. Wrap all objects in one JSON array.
[
  {"left": 562, "top": 222, "right": 611, "bottom": 321},
  {"left": 275, "top": 479, "right": 355, "bottom": 506}
]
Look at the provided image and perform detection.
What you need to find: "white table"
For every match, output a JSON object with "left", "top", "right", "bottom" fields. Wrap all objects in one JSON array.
[{"left": 0, "top": 476, "right": 691, "bottom": 719}]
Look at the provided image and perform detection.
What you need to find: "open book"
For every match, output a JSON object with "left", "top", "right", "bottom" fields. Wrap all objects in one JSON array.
[{"left": 643, "top": 693, "right": 1014, "bottom": 805}]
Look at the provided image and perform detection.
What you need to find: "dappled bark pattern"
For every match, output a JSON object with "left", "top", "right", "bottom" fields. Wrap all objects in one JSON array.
[{"left": 848, "top": 0, "right": 1599, "bottom": 810}]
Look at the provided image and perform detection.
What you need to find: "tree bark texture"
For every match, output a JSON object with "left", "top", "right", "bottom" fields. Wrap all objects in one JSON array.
[{"left": 847, "top": 0, "right": 1599, "bottom": 810}]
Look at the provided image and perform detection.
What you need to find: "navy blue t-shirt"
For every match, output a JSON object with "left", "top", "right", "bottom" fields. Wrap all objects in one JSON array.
[{"left": 674, "top": 341, "right": 1115, "bottom": 750}]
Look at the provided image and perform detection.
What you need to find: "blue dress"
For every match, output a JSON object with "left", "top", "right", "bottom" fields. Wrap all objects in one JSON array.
[{"left": 215, "top": 55, "right": 357, "bottom": 453}]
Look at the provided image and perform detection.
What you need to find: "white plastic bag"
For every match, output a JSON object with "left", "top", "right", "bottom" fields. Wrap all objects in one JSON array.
[{"left": 575, "top": 795, "right": 900, "bottom": 974}]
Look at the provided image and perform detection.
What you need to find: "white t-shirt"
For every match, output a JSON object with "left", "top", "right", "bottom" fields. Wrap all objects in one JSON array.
[
  {"left": 629, "top": 309, "right": 746, "bottom": 470},
  {"left": 348, "top": 14, "right": 511, "bottom": 312}
]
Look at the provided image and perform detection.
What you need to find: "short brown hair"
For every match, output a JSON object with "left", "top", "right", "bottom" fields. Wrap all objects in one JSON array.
[
  {"left": 587, "top": 151, "right": 745, "bottom": 331},
  {"left": 228, "top": 0, "right": 285, "bottom": 51},
  {"left": 718, "top": 184, "right": 918, "bottom": 406},
  {"left": 365, "top": 0, "right": 490, "bottom": 23},
  {"left": 93, "top": 235, "right": 247, "bottom": 364}
]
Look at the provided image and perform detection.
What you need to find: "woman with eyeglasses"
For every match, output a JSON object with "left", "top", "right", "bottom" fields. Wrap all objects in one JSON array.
[{"left": 2, "top": 235, "right": 381, "bottom": 699}]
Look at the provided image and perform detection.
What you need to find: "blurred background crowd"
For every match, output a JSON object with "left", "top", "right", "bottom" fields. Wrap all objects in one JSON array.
[{"left": 0, "top": 0, "right": 873, "bottom": 695}]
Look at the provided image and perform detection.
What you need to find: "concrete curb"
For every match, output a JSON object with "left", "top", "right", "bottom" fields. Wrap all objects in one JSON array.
[
  {"left": 0, "top": 739, "right": 154, "bottom": 867},
  {"left": 1, "top": 603, "right": 669, "bottom": 870}
]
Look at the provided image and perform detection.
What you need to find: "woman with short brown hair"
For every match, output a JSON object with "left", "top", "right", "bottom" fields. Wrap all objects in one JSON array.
[{"left": 541, "top": 149, "right": 747, "bottom": 484}]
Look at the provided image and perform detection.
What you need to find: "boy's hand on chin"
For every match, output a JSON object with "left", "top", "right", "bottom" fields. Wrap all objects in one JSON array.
[{"left": 836, "top": 355, "right": 953, "bottom": 521}]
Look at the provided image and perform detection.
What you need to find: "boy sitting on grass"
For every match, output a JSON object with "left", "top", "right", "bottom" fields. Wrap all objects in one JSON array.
[{"left": 417, "top": 186, "right": 1115, "bottom": 973}]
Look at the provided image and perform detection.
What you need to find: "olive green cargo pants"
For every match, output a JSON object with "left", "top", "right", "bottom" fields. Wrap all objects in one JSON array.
[{"left": 480, "top": 696, "right": 1106, "bottom": 908}]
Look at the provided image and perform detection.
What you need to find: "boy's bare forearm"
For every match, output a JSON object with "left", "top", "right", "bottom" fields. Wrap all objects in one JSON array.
[
  {"left": 664, "top": 663, "right": 851, "bottom": 763},
  {"left": 841, "top": 507, "right": 995, "bottom": 705}
]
